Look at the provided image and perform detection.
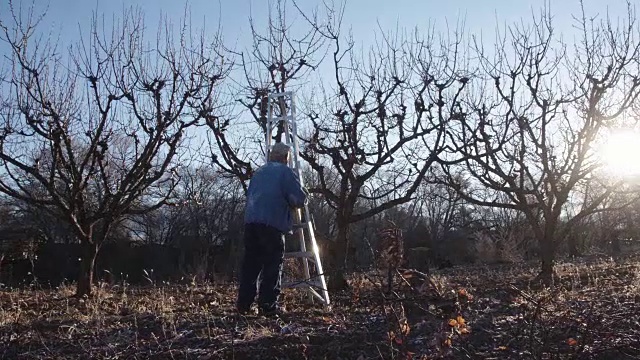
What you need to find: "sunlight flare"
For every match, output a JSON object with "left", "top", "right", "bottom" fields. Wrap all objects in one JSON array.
[{"left": 600, "top": 129, "right": 640, "bottom": 178}]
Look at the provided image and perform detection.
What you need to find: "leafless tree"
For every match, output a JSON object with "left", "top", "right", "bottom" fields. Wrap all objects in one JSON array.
[
  {"left": 470, "top": 194, "right": 538, "bottom": 262},
  {"left": 0, "top": 3, "right": 229, "bottom": 296},
  {"left": 165, "top": 166, "right": 244, "bottom": 279},
  {"left": 0, "top": 199, "right": 42, "bottom": 281},
  {"left": 207, "top": 0, "right": 328, "bottom": 191},
  {"left": 416, "top": 171, "right": 469, "bottom": 246},
  {"left": 571, "top": 178, "right": 640, "bottom": 254},
  {"left": 298, "top": 10, "right": 473, "bottom": 287},
  {"left": 439, "top": 4, "right": 640, "bottom": 283}
]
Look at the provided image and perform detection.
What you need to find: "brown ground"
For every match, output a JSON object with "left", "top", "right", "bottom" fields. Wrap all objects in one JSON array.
[{"left": 1, "top": 254, "right": 639, "bottom": 359}]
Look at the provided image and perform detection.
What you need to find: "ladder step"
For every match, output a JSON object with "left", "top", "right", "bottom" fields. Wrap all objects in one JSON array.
[
  {"left": 308, "top": 288, "right": 329, "bottom": 305},
  {"left": 283, "top": 280, "right": 325, "bottom": 289},
  {"left": 268, "top": 91, "right": 292, "bottom": 98},
  {"left": 284, "top": 251, "right": 315, "bottom": 259},
  {"left": 292, "top": 221, "right": 312, "bottom": 230},
  {"left": 267, "top": 116, "right": 294, "bottom": 122}
]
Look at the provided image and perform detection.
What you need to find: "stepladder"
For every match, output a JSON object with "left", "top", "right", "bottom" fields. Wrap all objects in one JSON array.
[{"left": 264, "top": 91, "right": 331, "bottom": 309}]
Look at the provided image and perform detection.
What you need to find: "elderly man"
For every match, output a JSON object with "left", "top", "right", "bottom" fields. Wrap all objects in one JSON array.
[{"left": 237, "top": 142, "right": 308, "bottom": 316}]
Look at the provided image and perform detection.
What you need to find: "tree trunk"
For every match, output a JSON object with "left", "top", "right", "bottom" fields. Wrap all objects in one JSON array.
[
  {"left": 386, "top": 267, "right": 393, "bottom": 293},
  {"left": 538, "top": 235, "right": 555, "bottom": 285},
  {"left": 610, "top": 233, "right": 621, "bottom": 255},
  {"left": 568, "top": 235, "right": 581, "bottom": 258},
  {"left": 327, "top": 217, "right": 350, "bottom": 291},
  {"left": 0, "top": 253, "right": 4, "bottom": 282},
  {"left": 76, "top": 240, "right": 99, "bottom": 297}
]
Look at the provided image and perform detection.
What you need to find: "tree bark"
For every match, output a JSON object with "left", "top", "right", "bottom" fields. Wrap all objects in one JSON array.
[
  {"left": 76, "top": 240, "right": 99, "bottom": 297},
  {"left": 538, "top": 235, "right": 555, "bottom": 285},
  {"left": 610, "top": 231, "right": 622, "bottom": 255},
  {"left": 327, "top": 215, "right": 350, "bottom": 291},
  {"left": 568, "top": 235, "right": 581, "bottom": 258}
]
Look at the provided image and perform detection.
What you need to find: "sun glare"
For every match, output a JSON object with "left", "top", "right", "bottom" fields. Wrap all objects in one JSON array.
[{"left": 600, "top": 130, "right": 640, "bottom": 178}]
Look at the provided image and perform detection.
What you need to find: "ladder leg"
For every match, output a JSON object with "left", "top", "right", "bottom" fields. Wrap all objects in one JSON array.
[
  {"left": 295, "top": 208, "right": 314, "bottom": 304},
  {"left": 305, "top": 204, "right": 330, "bottom": 307}
]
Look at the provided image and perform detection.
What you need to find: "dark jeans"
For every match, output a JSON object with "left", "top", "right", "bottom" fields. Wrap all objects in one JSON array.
[{"left": 237, "top": 223, "right": 285, "bottom": 312}]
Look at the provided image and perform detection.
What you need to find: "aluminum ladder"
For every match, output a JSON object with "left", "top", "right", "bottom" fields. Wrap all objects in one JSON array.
[{"left": 265, "top": 91, "right": 330, "bottom": 308}]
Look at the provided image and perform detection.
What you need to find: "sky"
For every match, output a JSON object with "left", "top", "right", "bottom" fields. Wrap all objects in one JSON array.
[
  {"left": 1, "top": 0, "right": 633, "bottom": 95},
  {"left": 0, "top": 0, "right": 636, "bottom": 166},
  {"left": 0, "top": 0, "right": 638, "bottom": 211},
  {"left": 0, "top": 0, "right": 632, "bottom": 53},
  {"left": 1, "top": 0, "right": 632, "bottom": 104}
]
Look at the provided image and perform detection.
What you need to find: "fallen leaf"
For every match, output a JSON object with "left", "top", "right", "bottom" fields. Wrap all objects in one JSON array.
[
  {"left": 567, "top": 338, "right": 578, "bottom": 346},
  {"left": 456, "top": 315, "right": 466, "bottom": 325},
  {"left": 400, "top": 322, "right": 410, "bottom": 335},
  {"left": 448, "top": 319, "right": 458, "bottom": 327},
  {"left": 497, "top": 346, "right": 508, "bottom": 351}
]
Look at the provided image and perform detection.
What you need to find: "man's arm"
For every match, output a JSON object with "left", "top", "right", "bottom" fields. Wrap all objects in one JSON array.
[{"left": 282, "top": 168, "right": 307, "bottom": 208}]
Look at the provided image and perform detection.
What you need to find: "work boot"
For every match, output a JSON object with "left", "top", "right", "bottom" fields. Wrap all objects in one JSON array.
[
  {"left": 258, "top": 306, "right": 281, "bottom": 318},
  {"left": 236, "top": 304, "right": 254, "bottom": 316}
]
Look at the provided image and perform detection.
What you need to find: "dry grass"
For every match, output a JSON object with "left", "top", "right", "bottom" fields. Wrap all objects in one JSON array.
[{"left": 1, "top": 254, "right": 640, "bottom": 359}]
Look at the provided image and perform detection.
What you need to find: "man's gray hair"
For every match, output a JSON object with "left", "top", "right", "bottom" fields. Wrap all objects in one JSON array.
[{"left": 269, "top": 142, "right": 291, "bottom": 161}]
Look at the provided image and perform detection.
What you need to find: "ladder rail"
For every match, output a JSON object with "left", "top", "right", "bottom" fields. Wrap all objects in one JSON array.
[{"left": 265, "top": 97, "right": 274, "bottom": 162}]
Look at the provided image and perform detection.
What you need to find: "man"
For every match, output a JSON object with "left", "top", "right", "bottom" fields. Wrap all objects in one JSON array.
[{"left": 237, "top": 142, "right": 307, "bottom": 316}]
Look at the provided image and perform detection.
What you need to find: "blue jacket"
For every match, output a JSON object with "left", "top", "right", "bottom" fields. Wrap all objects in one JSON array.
[{"left": 244, "top": 161, "right": 307, "bottom": 233}]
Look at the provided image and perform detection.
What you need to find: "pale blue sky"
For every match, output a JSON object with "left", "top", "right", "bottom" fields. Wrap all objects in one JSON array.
[
  {"left": 1, "top": 0, "right": 633, "bottom": 154},
  {"left": 0, "top": 0, "right": 632, "bottom": 52},
  {"left": 0, "top": 0, "right": 636, "bottom": 176}
]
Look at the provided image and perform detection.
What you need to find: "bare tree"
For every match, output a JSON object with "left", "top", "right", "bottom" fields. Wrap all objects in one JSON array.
[
  {"left": 439, "top": 5, "right": 640, "bottom": 283},
  {"left": 0, "top": 199, "right": 43, "bottom": 281},
  {"left": 471, "top": 194, "right": 538, "bottom": 262},
  {"left": 571, "top": 178, "right": 640, "bottom": 255},
  {"left": 0, "top": 4, "right": 229, "bottom": 296},
  {"left": 416, "top": 171, "right": 469, "bottom": 246},
  {"left": 165, "top": 166, "right": 244, "bottom": 280},
  {"left": 298, "top": 13, "right": 472, "bottom": 287},
  {"left": 207, "top": 0, "right": 328, "bottom": 191}
]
